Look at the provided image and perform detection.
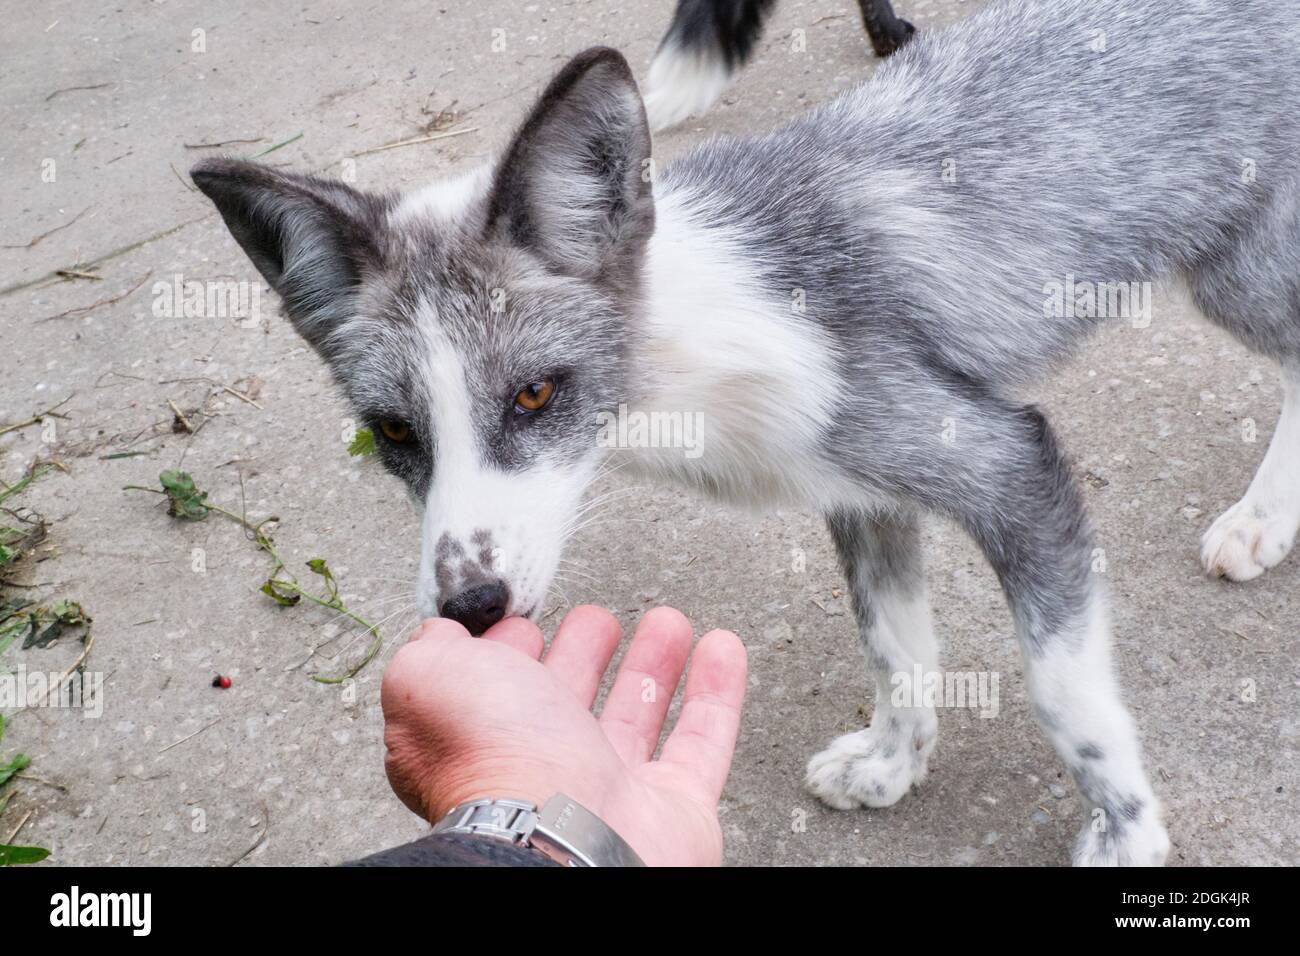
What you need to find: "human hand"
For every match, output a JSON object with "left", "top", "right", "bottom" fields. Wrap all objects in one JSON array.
[{"left": 381, "top": 605, "right": 747, "bottom": 866}]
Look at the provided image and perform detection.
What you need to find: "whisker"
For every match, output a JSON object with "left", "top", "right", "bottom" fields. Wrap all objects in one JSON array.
[
  {"left": 318, "top": 601, "right": 414, "bottom": 664},
  {"left": 555, "top": 564, "right": 601, "bottom": 585},
  {"left": 563, "top": 513, "right": 655, "bottom": 539}
]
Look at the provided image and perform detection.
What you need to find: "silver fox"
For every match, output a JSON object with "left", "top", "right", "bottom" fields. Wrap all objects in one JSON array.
[
  {"left": 192, "top": 0, "right": 1300, "bottom": 865},
  {"left": 643, "top": 0, "right": 914, "bottom": 130}
]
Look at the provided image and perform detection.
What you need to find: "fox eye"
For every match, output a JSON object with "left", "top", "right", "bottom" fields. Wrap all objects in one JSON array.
[
  {"left": 513, "top": 378, "right": 556, "bottom": 414},
  {"left": 380, "top": 420, "right": 412, "bottom": 443}
]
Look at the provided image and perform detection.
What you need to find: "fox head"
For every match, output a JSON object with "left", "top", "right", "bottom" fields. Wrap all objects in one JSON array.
[{"left": 192, "top": 48, "right": 654, "bottom": 633}]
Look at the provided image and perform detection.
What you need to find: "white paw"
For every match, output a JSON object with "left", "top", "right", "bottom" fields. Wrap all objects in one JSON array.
[
  {"left": 1201, "top": 498, "right": 1299, "bottom": 581},
  {"left": 1072, "top": 806, "right": 1170, "bottom": 867},
  {"left": 805, "top": 721, "right": 934, "bottom": 810}
]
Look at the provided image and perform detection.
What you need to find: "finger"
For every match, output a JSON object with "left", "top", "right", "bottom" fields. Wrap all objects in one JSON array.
[
  {"left": 657, "top": 629, "right": 748, "bottom": 803},
  {"left": 598, "top": 606, "right": 693, "bottom": 765},
  {"left": 542, "top": 605, "right": 622, "bottom": 707},
  {"left": 407, "top": 617, "right": 469, "bottom": 643},
  {"left": 479, "top": 615, "right": 544, "bottom": 659}
]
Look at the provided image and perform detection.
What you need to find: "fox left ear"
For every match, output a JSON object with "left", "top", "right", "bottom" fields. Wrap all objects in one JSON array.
[
  {"left": 487, "top": 46, "right": 654, "bottom": 295},
  {"left": 190, "top": 158, "right": 389, "bottom": 360}
]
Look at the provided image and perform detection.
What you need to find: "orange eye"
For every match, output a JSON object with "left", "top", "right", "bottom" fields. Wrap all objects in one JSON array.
[
  {"left": 514, "top": 378, "right": 556, "bottom": 413},
  {"left": 380, "top": 420, "right": 412, "bottom": 443}
]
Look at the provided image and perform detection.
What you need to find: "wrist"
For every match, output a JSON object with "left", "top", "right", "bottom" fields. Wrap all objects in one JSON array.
[
  {"left": 422, "top": 756, "right": 611, "bottom": 825},
  {"left": 431, "top": 793, "right": 645, "bottom": 867},
  {"left": 421, "top": 761, "right": 559, "bottom": 824}
]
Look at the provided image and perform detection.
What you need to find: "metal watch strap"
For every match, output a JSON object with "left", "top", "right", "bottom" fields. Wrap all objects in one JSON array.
[{"left": 432, "top": 793, "right": 645, "bottom": 867}]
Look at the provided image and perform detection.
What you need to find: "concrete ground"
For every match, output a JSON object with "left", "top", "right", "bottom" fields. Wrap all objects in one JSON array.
[{"left": 1, "top": 0, "right": 1295, "bottom": 867}]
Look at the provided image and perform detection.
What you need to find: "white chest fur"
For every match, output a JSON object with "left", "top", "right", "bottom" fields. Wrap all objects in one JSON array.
[{"left": 619, "top": 193, "right": 851, "bottom": 509}]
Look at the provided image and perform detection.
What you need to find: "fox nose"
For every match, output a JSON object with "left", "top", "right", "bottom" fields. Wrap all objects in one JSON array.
[{"left": 440, "top": 582, "right": 510, "bottom": 636}]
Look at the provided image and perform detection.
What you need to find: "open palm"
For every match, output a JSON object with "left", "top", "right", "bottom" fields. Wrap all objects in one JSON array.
[{"left": 381, "top": 605, "right": 748, "bottom": 866}]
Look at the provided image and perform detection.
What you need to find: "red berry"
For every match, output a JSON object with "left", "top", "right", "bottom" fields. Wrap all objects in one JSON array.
[{"left": 213, "top": 674, "right": 232, "bottom": 689}]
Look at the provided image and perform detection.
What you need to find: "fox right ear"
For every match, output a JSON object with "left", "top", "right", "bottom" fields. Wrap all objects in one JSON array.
[
  {"left": 486, "top": 47, "right": 654, "bottom": 297},
  {"left": 190, "top": 158, "right": 390, "bottom": 357}
]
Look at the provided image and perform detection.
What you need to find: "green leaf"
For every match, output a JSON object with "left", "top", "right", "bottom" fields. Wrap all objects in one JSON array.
[
  {"left": 0, "top": 599, "right": 31, "bottom": 624},
  {"left": 16, "top": 614, "right": 41, "bottom": 650},
  {"left": 48, "top": 600, "right": 89, "bottom": 626},
  {"left": 0, "top": 613, "right": 31, "bottom": 650},
  {"left": 0, "top": 844, "right": 50, "bottom": 866},
  {"left": 158, "top": 469, "right": 210, "bottom": 520},
  {"left": 0, "top": 517, "right": 47, "bottom": 579},
  {"left": 347, "top": 427, "right": 376, "bottom": 457},
  {"left": 24, "top": 618, "right": 61, "bottom": 650},
  {"left": 15, "top": 600, "right": 89, "bottom": 650},
  {"left": 261, "top": 579, "right": 301, "bottom": 607},
  {"left": 0, "top": 599, "right": 88, "bottom": 653},
  {"left": 0, "top": 466, "right": 47, "bottom": 508},
  {"left": 0, "top": 752, "right": 31, "bottom": 788},
  {"left": 305, "top": 558, "right": 340, "bottom": 603}
]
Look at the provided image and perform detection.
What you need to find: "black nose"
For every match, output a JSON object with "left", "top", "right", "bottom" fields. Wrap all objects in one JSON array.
[{"left": 440, "top": 582, "right": 510, "bottom": 635}]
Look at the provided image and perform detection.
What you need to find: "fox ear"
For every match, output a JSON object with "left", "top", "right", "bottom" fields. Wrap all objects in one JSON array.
[
  {"left": 486, "top": 46, "right": 654, "bottom": 295},
  {"left": 190, "top": 158, "right": 389, "bottom": 356}
]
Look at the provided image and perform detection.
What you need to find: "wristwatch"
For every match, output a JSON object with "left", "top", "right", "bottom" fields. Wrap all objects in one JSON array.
[{"left": 431, "top": 793, "right": 645, "bottom": 867}]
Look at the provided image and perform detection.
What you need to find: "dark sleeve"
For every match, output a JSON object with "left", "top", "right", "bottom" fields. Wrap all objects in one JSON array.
[{"left": 345, "top": 831, "right": 560, "bottom": 867}]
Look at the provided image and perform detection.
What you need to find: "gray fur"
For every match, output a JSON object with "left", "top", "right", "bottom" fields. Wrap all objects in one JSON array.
[
  {"left": 826, "top": 508, "right": 925, "bottom": 660},
  {"left": 192, "top": 50, "right": 646, "bottom": 502},
  {"left": 191, "top": 0, "right": 1300, "bottom": 864},
  {"left": 190, "top": 160, "right": 395, "bottom": 359},
  {"left": 661, "top": 0, "right": 1294, "bottom": 861},
  {"left": 486, "top": 48, "right": 655, "bottom": 299}
]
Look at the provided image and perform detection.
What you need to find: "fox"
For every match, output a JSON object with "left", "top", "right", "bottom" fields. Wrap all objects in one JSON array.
[
  {"left": 192, "top": 0, "right": 1300, "bottom": 864},
  {"left": 643, "top": 0, "right": 914, "bottom": 130}
]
